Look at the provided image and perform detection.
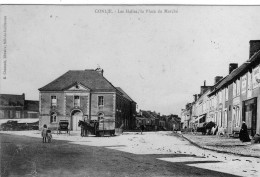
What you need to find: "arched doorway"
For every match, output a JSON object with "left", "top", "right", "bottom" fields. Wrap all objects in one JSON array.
[{"left": 71, "top": 109, "right": 83, "bottom": 131}]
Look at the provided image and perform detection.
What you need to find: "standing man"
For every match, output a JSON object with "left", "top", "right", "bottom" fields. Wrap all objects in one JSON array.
[{"left": 140, "top": 124, "right": 145, "bottom": 134}]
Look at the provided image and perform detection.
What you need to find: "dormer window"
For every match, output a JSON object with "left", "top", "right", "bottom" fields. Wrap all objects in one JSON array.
[
  {"left": 51, "top": 96, "right": 57, "bottom": 106},
  {"left": 74, "top": 96, "right": 80, "bottom": 107}
]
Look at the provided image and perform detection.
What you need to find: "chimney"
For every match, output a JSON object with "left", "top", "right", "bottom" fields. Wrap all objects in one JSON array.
[
  {"left": 229, "top": 63, "right": 238, "bottom": 74},
  {"left": 193, "top": 94, "right": 198, "bottom": 102},
  {"left": 214, "top": 76, "right": 223, "bottom": 84},
  {"left": 95, "top": 67, "right": 104, "bottom": 76},
  {"left": 200, "top": 80, "right": 209, "bottom": 95},
  {"left": 249, "top": 40, "right": 260, "bottom": 58}
]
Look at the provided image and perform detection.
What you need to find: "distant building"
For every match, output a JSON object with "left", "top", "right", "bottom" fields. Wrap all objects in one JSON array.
[
  {"left": 0, "top": 93, "right": 39, "bottom": 119},
  {"left": 182, "top": 40, "right": 260, "bottom": 137},
  {"left": 38, "top": 68, "right": 136, "bottom": 131},
  {"left": 165, "top": 114, "right": 181, "bottom": 131},
  {"left": 181, "top": 102, "right": 194, "bottom": 129},
  {"left": 208, "top": 40, "right": 260, "bottom": 137}
]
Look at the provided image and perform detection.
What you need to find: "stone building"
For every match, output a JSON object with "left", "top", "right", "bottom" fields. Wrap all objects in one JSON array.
[
  {"left": 182, "top": 40, "right": 260, "bottom": 138},
  {"left": 0, "top": 93, "right": 39, "bottom": 119},
  {"left": 38, "top": 68, "right": 136, "bottom": 131},
  {"left": 209, "top": 40, "right": 260, "bottom": 137}
]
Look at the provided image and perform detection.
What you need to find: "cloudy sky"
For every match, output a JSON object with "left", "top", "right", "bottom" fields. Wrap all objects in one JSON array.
[{"left": 1, "top": 5, "right": 260, "bottom": 115}]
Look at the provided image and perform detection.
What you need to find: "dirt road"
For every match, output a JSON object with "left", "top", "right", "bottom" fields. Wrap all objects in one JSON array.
[{"left": 0, "top": 132, "right": 241, "bottom": 177}]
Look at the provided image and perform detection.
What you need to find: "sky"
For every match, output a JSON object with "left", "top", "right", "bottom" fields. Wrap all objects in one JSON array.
[{"left": 0, "top": 5, "right": 260, "bottom": 116}]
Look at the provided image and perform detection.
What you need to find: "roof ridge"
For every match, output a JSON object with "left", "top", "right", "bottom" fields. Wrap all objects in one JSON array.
[{"left": 39, "top": 69, "right": 118, "bottom": 92}]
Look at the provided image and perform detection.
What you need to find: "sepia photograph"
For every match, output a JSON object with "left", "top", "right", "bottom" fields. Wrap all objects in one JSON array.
[{"left": 0, "top": 2, "right": 260, "bottom": 177}]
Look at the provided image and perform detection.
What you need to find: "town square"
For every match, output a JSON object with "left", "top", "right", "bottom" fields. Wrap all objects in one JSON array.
[{"left": 1, "top": 4, "right": 260, "bottom": 177}]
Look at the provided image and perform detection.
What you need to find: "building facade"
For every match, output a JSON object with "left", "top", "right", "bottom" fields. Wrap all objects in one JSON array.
[
  {"left": 0, "top": 93, "right": 39, "bottom": 119},
  {"left": 38, "top": 68, "right": 136, "bottom": 131},
  {"left": 183, "top": 40, "right": 260, "bottom": 137}
]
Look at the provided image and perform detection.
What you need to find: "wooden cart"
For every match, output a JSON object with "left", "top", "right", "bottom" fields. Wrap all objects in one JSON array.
[{"left": 57, "top": 120, "right": 70, "bottom": 135}]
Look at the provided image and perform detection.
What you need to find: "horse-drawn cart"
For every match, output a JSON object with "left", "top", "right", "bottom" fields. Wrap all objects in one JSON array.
[
  {"left": 98, "top": 118, "right": 115, "bottom": 136},
  {"left": 78, "top": 119, "right": 115, "bottom": 137},
  {"left": 57, "top": 120, "right": 70, "bottom": 135}
]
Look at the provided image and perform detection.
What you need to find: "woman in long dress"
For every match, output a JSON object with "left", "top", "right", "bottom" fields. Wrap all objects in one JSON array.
[{"left": 239, "top": 121, "right": 251, "bottom": 142}]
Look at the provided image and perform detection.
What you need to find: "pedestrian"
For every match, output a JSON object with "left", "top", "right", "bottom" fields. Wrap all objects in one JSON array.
[
  {"left": 173, "top": 124, "right": 176, "bottom": 133},
  {"left": 140, "top": 124, "right": 145, "bottom": 134},
  {"left": 120, "top": 122, "right": 124, "bottom": 134},
  {"left": 239, "top": 121, "right": 251, "bottom": 142},
  {"left": 46, "top": 129, "right": 52, "bottom": 143},
  {"left": 42, "top": 124, "right": 48, "bottom": 143}
]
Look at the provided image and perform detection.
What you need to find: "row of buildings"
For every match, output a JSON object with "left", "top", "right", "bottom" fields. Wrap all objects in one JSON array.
[
  {"left": 0, "top": 93, "right": 39, "bottom": 119},
  {"left": 136, "top": 110, "right": 181, "bottom": 131},
  {"left": 1, "top": 69, "right": 180, "bottom": 132},
  {"left": 181, "top": 40, "right": 260, "bottom": 137},
  {"left": 0, "top": 68, "right": 137, "bottom": 132}
]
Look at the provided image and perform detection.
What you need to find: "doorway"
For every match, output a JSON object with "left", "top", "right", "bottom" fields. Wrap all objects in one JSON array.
[
  {"left": 243, "top": 98, "right": 257, "bottom": 136},
  {"left": 71, "top": 110, "right": 83, "bottom": 131}
]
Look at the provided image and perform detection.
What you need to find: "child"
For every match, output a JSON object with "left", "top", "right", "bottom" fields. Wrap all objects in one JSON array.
[
  {"left": 46, "top": 129, "right": 52, "bottom": 143},
  {"left": 42, "top": 124, "right": 47, "bottom": 143}
]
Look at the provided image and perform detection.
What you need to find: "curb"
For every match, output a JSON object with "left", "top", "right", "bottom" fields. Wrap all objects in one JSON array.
[{"left": 173, "top": 132, "right": 260, "bottom": 158}]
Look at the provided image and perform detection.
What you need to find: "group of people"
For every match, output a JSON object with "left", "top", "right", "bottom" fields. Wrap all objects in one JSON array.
[
  {"left": 41, "top": 124, "right": 52, "bottom": 143},
  {"left": 40, "top": 121, "right": 252, "bottom": 143}
]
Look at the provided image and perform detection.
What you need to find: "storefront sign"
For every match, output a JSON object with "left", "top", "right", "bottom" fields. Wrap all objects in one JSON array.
[
  {"left": 241, "top": 74, "right": 247, "bottom": 94},
  {"left": 252, "top": 65, "right": 260, "bottom": 89}
]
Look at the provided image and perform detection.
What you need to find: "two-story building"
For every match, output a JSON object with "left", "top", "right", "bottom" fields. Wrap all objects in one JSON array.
[
  {"left": 38, "top": 68, "right": 136, "bottom": 131},
  {"left": 208, "top": 40, "right": 260, "bottom": 137},
  {"left": 0, "top": 93, "right": 39, "bottom": 119}
]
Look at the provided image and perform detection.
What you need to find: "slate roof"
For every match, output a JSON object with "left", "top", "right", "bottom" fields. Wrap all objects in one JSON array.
[
  {"left": 116, "top": 87, "right": 135, "bottom": 102},
  {"left": 209, "top": 49, "right": 260, "bottom": 96},
  {"left": 0, "top": 94, "right": 25, "bottom": 106},
  {"left": 39, "top": 70, "right": 117, "bottom": 92}
]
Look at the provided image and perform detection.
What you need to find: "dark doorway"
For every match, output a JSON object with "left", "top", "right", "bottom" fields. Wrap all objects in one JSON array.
[{"left": 243, "top": 98, "right": 257, "bottom": 136}]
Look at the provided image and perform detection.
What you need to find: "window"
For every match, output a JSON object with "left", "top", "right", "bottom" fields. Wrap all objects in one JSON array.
[
  {"left": 237, "top": 79, "right": 240, "bottom": 96},
  {"left": 51, "top": 96, "right": 57, "bottom": 106},
  {"left": 15, "top": 111, "right": 21, "bottom": 118},
  {"left": 225, "top": 87, "right": 228, "bottom": 101},
  {"left": 50, "top": 112, "right": 57, "bottom": 123},
  {"left": 236, "top": 107, "right": 241, "bottom": 127},
  {"left": 218, "top": 111, "right": 222, "bottom": 127},
  {"left": 74, "top": 96, "right": 80, "bottom": 107},
  {"left": 98, "top": 96, "right": 104, "bottom": 106},
  {"left": 219, "top": 91, "right": 222, "bottom": 103},
  {"left": 224, "top": 110, "right": 228, "bottom": 128},
  {"left": 233, "top": 82, "right": 237, "bottom": 98},
  {"left": 0, "top": 110, "right": 4, "bottom": 118}
]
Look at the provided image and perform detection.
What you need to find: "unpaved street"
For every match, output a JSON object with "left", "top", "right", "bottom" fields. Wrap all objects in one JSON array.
[{"left": 1, "top": 131, "right": 259, "bottom": 177}]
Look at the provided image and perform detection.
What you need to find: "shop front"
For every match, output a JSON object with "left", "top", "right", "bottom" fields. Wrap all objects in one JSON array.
[{"left": 243, "top": 97, "right": 257, "bottom": 136}]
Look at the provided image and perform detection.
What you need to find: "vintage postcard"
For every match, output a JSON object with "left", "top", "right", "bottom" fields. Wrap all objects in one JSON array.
[{"left": 0, "top": 3, "right": 260, "bottom": 177}]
